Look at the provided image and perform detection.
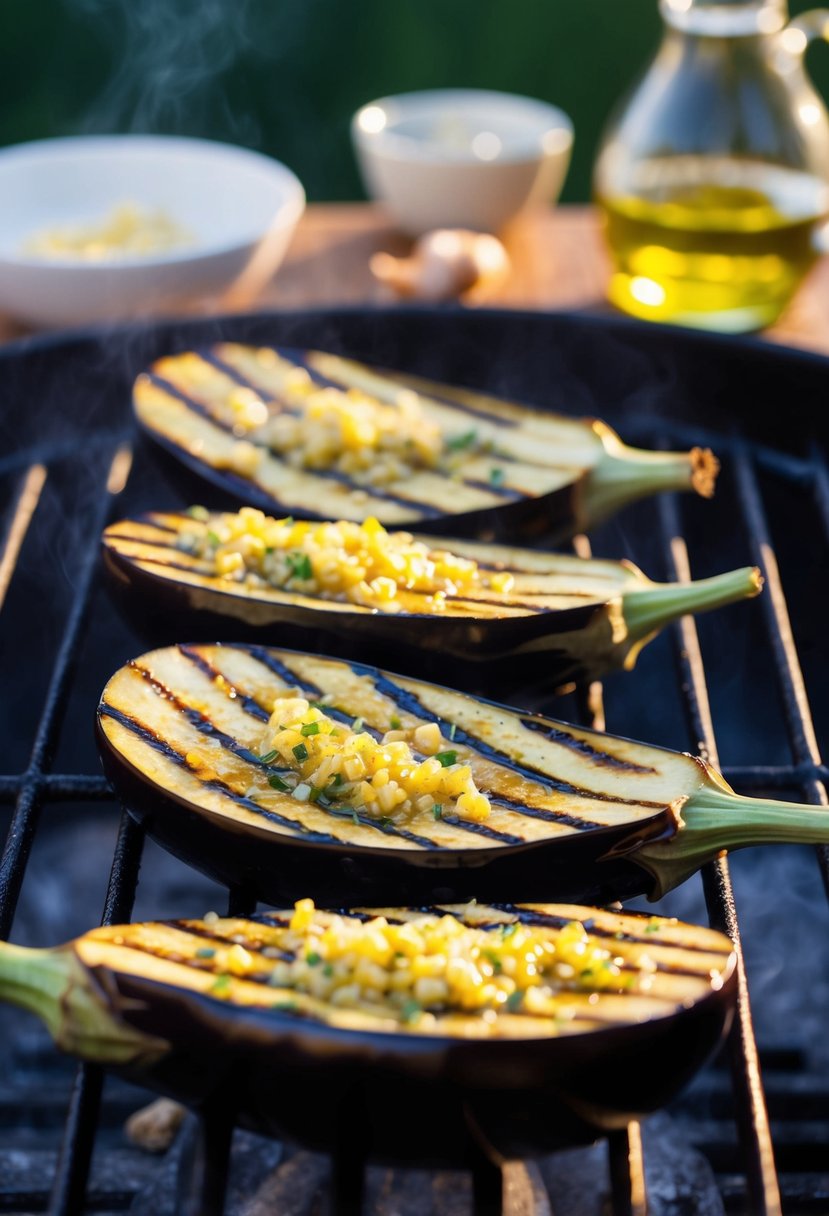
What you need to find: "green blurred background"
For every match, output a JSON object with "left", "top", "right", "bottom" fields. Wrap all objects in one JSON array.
[{"left": 2, "top": 0, "right": 828, "bottom": 204}]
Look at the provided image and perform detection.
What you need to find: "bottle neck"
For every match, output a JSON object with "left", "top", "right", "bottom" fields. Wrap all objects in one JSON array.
[{"left": 659, "top": 0, "right": 787, "bottom": 36}]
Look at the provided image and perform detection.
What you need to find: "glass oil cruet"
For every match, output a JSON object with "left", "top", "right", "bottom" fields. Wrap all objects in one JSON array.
[{"left": 593, "top": 0, "right": 829, "bottom": 331}]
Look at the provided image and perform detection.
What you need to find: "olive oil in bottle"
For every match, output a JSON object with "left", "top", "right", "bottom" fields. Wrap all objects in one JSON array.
[{"left": 598, "top": 160, "right": 829, "bottom": 331}]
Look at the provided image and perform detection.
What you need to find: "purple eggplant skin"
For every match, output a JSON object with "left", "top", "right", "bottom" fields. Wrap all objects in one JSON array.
[
  {"left": 101, "top": 542, "right": 619, "bottom": 697},
  {"left": 82, "top": 936, "right": 736, "bottom": 1163},
  {"left": 95, "top": 716, "right": 675, "bottom": 910}
]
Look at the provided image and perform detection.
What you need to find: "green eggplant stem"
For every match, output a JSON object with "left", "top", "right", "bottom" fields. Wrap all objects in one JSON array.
[
  {"left": 0, "top": 941, "right": 167, "bottom": 1066},
  {"left": 582, "top": 433, "right": 719, "bottom": 529},
  {"left": 622, "top": 566, "right": 763, "bottom": 646},
  {"left": 636, "top": 785, "right": 829, "bottom": 899}
]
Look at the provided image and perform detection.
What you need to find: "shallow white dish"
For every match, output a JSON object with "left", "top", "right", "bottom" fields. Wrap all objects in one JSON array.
[
  {"left": 0, "top": 135, "right": 305, "bottom": 328},
  {"left": 352, "top": 89, "right": 573, "bottom": 236}
]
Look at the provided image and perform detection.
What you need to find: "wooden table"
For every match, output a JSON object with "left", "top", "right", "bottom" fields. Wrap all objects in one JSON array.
[{"left": 257, "top": 203, "right": 829, "bottom": 357}]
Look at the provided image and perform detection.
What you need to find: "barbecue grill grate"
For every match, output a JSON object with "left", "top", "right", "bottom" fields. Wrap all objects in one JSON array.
[{"left": 0, "top": 310, "right": 826, "bottom": 1216}]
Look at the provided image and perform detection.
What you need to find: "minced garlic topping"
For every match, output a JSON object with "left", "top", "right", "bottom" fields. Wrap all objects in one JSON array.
[
  {"left": 258, "top": 697, "right": 491, "bottom": 823},
  {"left": 207, "top": 900, "right": 651, "bottom": 1024},
  {"left": 178, "top": 508, "right": 514, "bottom": 611},
  {"left": 219, "top": 360, "right": 496, "bottom": 486}
]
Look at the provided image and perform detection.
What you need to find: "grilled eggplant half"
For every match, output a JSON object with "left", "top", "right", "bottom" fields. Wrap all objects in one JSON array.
[
  {"left": 102, "top": 508, "right": 761, "bottom": 690},
  {"left": 132, "top": 344, "right": 718, "bottom": 540},
  {"left": 96, "top": 644, "right": 829, "bottom": 907},
  {"left": 0, "top": 902, "right": 736, "bottom": 1158}
]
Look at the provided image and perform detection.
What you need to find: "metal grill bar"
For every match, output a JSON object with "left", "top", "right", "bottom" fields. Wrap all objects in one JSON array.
[
  {"left": 656, "top": 490, "right": 783, "bottom": 1216},
  {"left": 2, "top": 763, "right": 825, "bottom": 806},
  {"left": 732, "top": 448, "right": 829, "bottom": 897},
  {"left": 0, "top": 444, "right": 131, "bottom": 939},
  {"left": 48, "top": 811, "right": 147, "bottom": 1216}
]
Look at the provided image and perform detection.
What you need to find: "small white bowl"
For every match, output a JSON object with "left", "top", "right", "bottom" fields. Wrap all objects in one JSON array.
[
  {"left": 352, "top": 89, "right": 573, "bottom": 237},
  {"left": 0, "top": 135, "right": 305, "bottom": 328}
]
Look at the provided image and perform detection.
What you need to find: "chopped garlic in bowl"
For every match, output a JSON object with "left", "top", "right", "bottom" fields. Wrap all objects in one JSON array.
[{"left": 23, "top": 202, "right": 194, "bottom": 262}]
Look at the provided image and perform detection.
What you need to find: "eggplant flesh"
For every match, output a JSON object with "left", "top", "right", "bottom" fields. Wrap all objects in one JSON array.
[
  {"left": 132, "top": 343, "right": 717, "bottom": 542},
  {"left": 0, "top": 903, "right": 736, "bottom": 1160},
  {"left": 97, "top": 643, "right": 829, "bottom": 907},
  {"left": 102, "top": 510, "right": 761, "bottom": 691}
]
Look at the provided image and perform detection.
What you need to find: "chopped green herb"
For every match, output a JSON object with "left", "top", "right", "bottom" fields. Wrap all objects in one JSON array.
[
  {"left": 580, "top": 968, "right": 594, "bottom": 978},
  {"left": 195, "top": 947, "right": 215, "bottom": 959},
  {"left": 300, "top": 721, "right": 320, "bottom": 737},
  {"left": 210, "top": 974, "right": 231, "bottom": 995},
  {"left": 400, "top": 997, "right": 422, "bottom": 1024},
  {"left": 489, "top": 466, "right": 505, "bottom": 487},
  {"left": 447, "top": 428, "right": 478, "bottom": 452},
  {"left": 433, "top": 804, "right": 442, "bottom": 820},
  {"left": 272, "top": 1000, "right": 298, "bottom": 1013},
  {"left": 206, "top": 530, "right": 221, "bottom": 547},
  {"left": 448, "top": 723, "right": 457, "bottom": 741},
  {"left": 435, "top": 750, "right": 457, "bottom": 767},
  {"left": 506, "top": 990, "right": 524, "bottom": 1012},
  {"left": 268, "top": 774, "right": 290, "bottom": 791},
  {"left": 308, "top": 785, "right": 325, "bottom": 804},
  {"left": 292, "top": 743, "right": 309, "bottom": 763},
  {"left": 186, "top": 505, "right": 209, "bottom": 521},
  {"left": 501, "top": 923, "right": 518, "bottom": 939},
  {"left": 264, "top": 546, "right": 274, "bottom": 555},
  {"left": 286, "top": 552, "right": 313, "bottom": 581},
  {"left": 483, "top": 949, "right": 502, "bottom": 973},
  {"left": 323, "top": 783, "right": 343, "bottom": 800},
  {"left": 331, "top": 773, "right": 344, "bottom": 787},
  {"left": 306, "top": 951, "right": 322, "bottom": 967},
  {"left": 614, "top": 931, "right": 625, "bottom": 940},
  {"left": 258, "top": 749, "right": 278, "bottom": 764},
  {"left": 644, "top": 920, "right": 661, "bottom": 934},
  {"left": 352, "top": 716, "right": 364, "bottom": 733},
  {"left": 389, "top": 714, "right": 401, "bottom": 730},
  {"left": 282, "top": 516, "right": 294, "bottom": 527},
  {"left": 322, "top": 963, "right": 335, "bottom": 978},
  {"left": 352, "top": 810, "right": 360, "bottom": 825}
]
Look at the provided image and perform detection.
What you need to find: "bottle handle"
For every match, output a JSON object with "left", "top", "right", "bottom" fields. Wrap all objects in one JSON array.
[{"left": 785, "top": 9, "right": 829, "bottom": 50}]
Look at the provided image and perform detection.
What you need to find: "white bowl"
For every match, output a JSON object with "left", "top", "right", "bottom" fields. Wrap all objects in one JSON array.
[
  {"left": 352, "top": 89, "right": 573, "bottom": 237},
  {"left": 0, "top": 135, "right": 305, "bottom": 328}
]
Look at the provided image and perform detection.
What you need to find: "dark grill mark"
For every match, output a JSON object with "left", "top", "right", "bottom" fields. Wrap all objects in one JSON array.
[
  {"left": 164, "top": 922, "right": 295, "bottom": 963},
  {"left": 177, "top": 645, "right": 271, "bottom": 722},
  {"left": 148, "top": 367, "right": 443, "bottom": 519},
  {"left": 98, "top": 704, "right": 334, "bottom": 841},
  {"left": 521, "top": 719, "right": 657, "bottom": 774},
  {"left": 103, "top": 687, "right": 440, "bottom": 851},
  {"left": 491, "top": 906, "right": 726, "bottom": 957},
  {"left": 147, "top": 373, "right": 237, "bottom": 437},
  {"left": 462, "top": 478, "right": 525, "bottom": 501},
  {"left": 296, "top": 352, "right": 520, "bottom": 430},
  {"left": 183, "top": 645, "right": 385, "bottom": 741},
  {"left": 489, "top": 796, "right": 602, "bottom": 831},
  {"left": 198, "top": 350, "right": 299, "bottom": 419},
  {"left": 363, "top": 669, "right": 666, "bottom": 808},
  {"left": 438, "top": 816, "right": 525, "bottom": 845},
  {"left": 229, "top": 644, "right": 322, "bottom": 697},
  {"left": 130, "top": 661, "right": 289, "bottom": 772},
  {"left": 107, "top": 938, "right": 281, "bottom": 991}
]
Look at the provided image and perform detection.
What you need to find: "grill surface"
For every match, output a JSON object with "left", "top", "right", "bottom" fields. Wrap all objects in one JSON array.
[{"left": 0, "top": 308, "right": 827, "bottom": 1215}]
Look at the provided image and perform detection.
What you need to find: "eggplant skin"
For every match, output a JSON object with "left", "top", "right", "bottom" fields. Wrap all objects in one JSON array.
[
  {"left": 72, "top": 904, "right": 736, "bottom": 1161},
  {"left": 96, "top": 643, "right": 712, "bottom": 907},
  {"left": 101, "top": 513, "right": 643, "bottom": 691}
]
